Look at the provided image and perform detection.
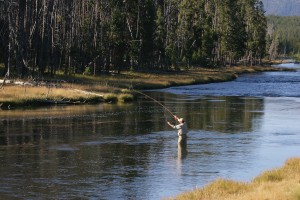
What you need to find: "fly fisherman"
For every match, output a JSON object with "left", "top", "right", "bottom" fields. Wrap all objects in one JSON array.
[{"left": 167, "top": 115, "right": 188, "bottom": 144}]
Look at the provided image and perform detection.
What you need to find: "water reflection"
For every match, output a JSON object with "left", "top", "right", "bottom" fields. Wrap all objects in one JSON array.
[
  {"left": 0, "top": 93, "right": 267, "bottom": 199},
  {"left": 0, "top": 95, "right": 264, "bottom": 146},
  {"left": 178, "top": 141, "right": 187, "bottom": 160},
  {"left": 149, "top": 93, "right": 264, "bottom": 133},
  {"left": 1, "top": 64, "right": 299, "bottom": 199},
  {"left": 177, "top": 140, "right": 188, "bottom": 175}
]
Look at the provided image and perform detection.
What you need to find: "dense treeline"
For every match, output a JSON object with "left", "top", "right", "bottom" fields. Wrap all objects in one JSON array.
[
  {"left": 267, "top": 15, "right": 300, "bottom": 59},
  {"left": 0, "top": 0, "right": 267, "bottom": 78}
]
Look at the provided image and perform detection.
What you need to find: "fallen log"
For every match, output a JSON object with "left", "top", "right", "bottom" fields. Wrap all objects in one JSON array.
[{"left": 72, "top": 89, "right": 104, "bottom": 97}]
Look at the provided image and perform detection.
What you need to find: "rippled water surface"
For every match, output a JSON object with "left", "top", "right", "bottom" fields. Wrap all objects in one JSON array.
[
  {"left": 0, "top": 63, "right": 300, "bottom": 199},
  {"left": 164, "top": 63, "right": 300, "bottom": 97}
]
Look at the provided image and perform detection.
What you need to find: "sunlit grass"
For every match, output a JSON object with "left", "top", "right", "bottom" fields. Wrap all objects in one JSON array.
[
  {"left": 254, "top": 158, "right": 300, "bottom": 183},
  {"left": 0, "top": 65, "right": 293, "bottom": 107},
  {"left": 0, "top": 86, "right": 93, "bottom": 100},
  {"left": 171, "top": 157, "right": 300, "bottom": 200},
  {"left": 118, "top": 93, "right": 134, "bottom": 103},
  {"left": 0, "top": 85, "right": 105, "bottom": 107},
  {"left": 103, "top": 93, "right": 118, "bottom": 103}
]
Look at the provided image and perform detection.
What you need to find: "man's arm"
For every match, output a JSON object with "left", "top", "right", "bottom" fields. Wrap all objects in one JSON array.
[
  {"left": 167, "top": 121, "right": 175, "bottom": 128},
  {"left": 174, "top": 115, "right": 181, "bottom": 123}
]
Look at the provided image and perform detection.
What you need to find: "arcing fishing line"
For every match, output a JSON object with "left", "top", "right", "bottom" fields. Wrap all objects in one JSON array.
[{"left": 132, "top": 89, "right": 176, "bottom": 118}]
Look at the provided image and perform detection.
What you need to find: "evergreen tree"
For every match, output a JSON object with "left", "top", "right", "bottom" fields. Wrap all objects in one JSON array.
[
  {"left": 267, "top": 15, "right": 300, "bottom": 58},
  {"left": 0, "top": 0, "right": 271, "bottom": 78}
]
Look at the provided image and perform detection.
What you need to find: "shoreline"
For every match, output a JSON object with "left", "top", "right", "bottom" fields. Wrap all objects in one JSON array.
[
  {"left": 172, "top": 157, "right": 300, "bottom": 200},
  {"left": 0, "top": 65, "right": 295, "bottom": 109}
]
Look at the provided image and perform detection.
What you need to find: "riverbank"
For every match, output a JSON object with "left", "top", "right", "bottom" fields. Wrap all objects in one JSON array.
[
  {"left": 0, "top": 65, "right": 294, "bottom": 109},
  {"left": 172, "top": 157, "right": 300, "bottom": 200}
]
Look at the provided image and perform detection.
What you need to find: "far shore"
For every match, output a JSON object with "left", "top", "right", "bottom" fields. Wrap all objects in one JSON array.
[{"left": 0, "top": 64, "right": 295, "bottom": 109}]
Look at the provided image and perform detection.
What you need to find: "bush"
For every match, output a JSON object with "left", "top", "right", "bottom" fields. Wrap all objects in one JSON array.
[
  {"left": 103, "top": 93, "right": 118, "bottom": 103},
  {"left": 118, "top": 93, "right": 134, "bottom": 103}
]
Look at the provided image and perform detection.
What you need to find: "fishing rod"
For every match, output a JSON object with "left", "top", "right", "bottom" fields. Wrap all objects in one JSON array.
[{"left": 132, "top": 89, "right": 176, "bottom": 118}]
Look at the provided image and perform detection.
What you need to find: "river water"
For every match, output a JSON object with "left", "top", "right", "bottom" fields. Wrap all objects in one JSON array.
[{"left": 0, "top": 63, "right": 300, "bottom": 199}]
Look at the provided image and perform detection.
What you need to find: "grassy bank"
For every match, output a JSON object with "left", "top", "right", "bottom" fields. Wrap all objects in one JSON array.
[
  {"left": 0, "top": 85, "right": 134, "bottom": 108},
  {"left": 0, "top": 65, "right": 294, "bottom": 108},
  {"left": 172, "top": 157, "right": 300, "bottom": 200}
]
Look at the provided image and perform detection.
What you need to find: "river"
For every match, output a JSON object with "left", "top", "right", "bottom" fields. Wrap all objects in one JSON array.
[{"left": 0, "top": 63, "right": 300, "bottom": 199}]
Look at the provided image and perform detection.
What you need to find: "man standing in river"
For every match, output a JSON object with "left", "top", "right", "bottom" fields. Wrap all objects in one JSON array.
[{"left": 167, "top": 115, "right": 188, "bottom": 144}]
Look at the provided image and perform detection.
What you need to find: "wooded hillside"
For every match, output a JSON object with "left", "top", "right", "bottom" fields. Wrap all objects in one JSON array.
[
  {"left": 0, "top": 0, "right": 267, "bottom": 78},
  {"left": 267, "top": 15, "right": 300, "bottom": 58}
]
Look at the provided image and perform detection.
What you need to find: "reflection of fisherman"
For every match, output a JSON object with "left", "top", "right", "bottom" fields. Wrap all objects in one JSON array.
[{"left": 167, "top": 115, "right": 188, "bottom": 144}]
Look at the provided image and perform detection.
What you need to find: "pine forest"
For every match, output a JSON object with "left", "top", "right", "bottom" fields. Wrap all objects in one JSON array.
[
  {"left": 0, "top": 0, "right": 270, "bottom": 78},
  {"left": 267, "top": 15, "right": 300, "bottom": 59}
]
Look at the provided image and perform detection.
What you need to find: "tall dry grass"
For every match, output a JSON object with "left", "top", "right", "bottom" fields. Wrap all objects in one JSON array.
[
  {"left": 0, "top": 85, "right": 105, "bottom": 107},
  {"left": 0, "top": 86, "right": 92, "bottom": 101},
  {"left": 0, "top": 65, "right": 292, "bottom": 107},
  {"left": 172, "top": 158, "right": 300, "bottom": 200},
  {"left": 0, "top": 84, "right": 134, "bottom": 107}
]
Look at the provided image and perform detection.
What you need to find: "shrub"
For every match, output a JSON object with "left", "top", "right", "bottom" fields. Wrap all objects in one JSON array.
[
  {"left": 103, "top": 93, "right": 118, "bottom": 103},
  {"left": 118, "top": 93, "right": 134, "bottom": 103}
]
